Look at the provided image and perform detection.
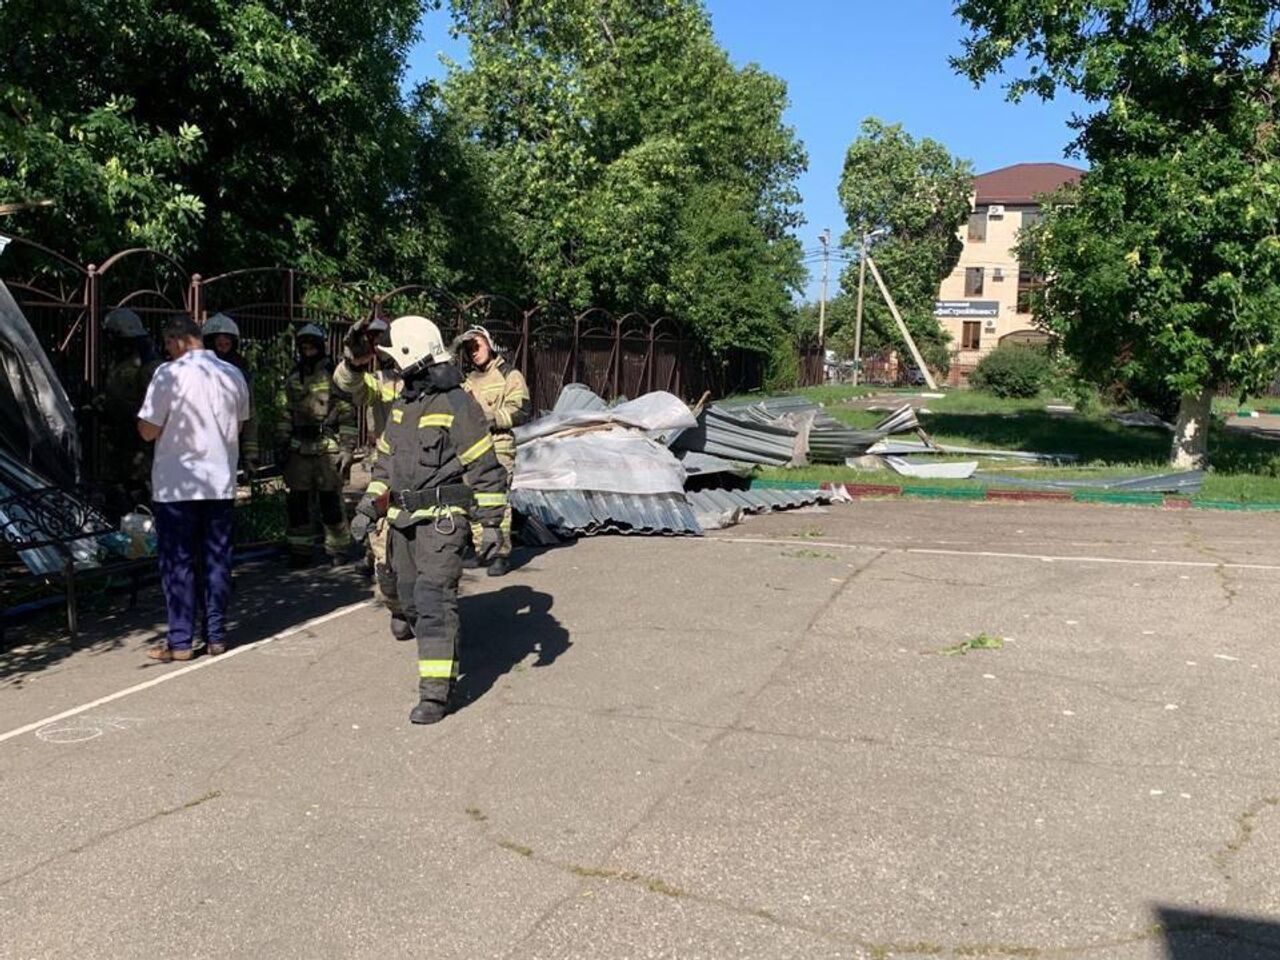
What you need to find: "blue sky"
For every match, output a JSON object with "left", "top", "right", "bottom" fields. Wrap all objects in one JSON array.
[{"left": 406, "top": 1, "right": 1088, "bottom": 300}]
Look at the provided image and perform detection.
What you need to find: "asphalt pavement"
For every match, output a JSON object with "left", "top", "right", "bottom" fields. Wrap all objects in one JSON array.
[{"left": 3, "top": 499, "right": 1280, "bottom": 959}]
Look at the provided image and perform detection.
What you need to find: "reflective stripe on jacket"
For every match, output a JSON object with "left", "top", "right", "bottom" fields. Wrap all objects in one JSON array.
[
  {"left": 365, "top": 379, "right": 508, "bottom": 529},
  {"left": 463, "top": 358, "right": 530, "bottom": 457}
]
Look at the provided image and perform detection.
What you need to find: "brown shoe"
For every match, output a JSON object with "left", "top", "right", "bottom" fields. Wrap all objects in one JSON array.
[
  {"left": 207, "top": 642, "right": 227, "bottom": 657},
  {"left": 147, "top": 645, "right": 193, "bottom": 662}
]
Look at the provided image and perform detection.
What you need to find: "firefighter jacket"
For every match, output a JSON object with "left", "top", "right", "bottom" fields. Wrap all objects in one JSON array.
[
  {"left": 334, "top": 359, "right": 401, "bottom": 445},
  {"left": 364, "top": 364, "right": 508, "bottom": 530},
  {"left": 462, "top": 357, "right": 530, "bottom": 459},
  {"left": 219, "top": 352, "right": 260, "bottom": 463},
  {"left": 276, "top": 357, "right": 357, "bottom": 457}
]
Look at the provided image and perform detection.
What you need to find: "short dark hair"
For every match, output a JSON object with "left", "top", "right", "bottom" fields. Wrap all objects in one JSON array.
[{"left": 161, "top": 313, "right": 201, "bottom": 342}]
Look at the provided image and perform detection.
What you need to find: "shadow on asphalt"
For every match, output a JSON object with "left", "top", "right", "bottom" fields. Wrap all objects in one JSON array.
[
  {"left": 1157, "top": 906, "right": 1280, "bottom": 958},
  {"left": 455, "top": 583, "right": 570, "bottom": 711},
  {"left": 0, "top": 559, "right": 371, "bottom": 687}
]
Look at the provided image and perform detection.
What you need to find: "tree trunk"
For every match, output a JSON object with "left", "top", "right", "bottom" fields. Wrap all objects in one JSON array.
[{"left": 1169, "top": 388, "right": 1213, "bottom": 469}]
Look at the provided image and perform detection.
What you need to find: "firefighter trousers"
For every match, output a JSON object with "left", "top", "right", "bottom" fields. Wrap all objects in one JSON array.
[
  {"left": 469, "top": 448, "right": 514, "bottom": 559},
  {"left": 389, "top": 520, "right": 469, "bottom": 705}
]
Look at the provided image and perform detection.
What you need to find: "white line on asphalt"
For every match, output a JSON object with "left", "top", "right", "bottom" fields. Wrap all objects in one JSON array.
[
  {"left": 705, "top": 536, "right": 1280, "bottom": 572},
  {"left": 0, "top": 600, "right": 375, "bottom": 747}
]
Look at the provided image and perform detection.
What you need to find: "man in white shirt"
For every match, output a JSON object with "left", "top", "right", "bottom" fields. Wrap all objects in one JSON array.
[{"left": 137, "top": 314, "right": 250, "bottom": 661}]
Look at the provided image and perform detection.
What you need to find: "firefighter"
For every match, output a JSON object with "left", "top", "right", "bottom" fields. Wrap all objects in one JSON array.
[
  {"left": 453, "top": 324, "right": 530, "bottom": 577},
  {"left": 333, "top": 316, "right": 410, "bottom": 639},
  {"left": 350, "top": 315, "right": 508, "bottom": 724},
  {"left": 275, "top": 323, "right": 356, "bottom": 566},
  {"left": 202, "top": 313, "right": 260, "bottom": 471},
  {"left": 100, "top": 307, "right": 162, "bottom": 518}
]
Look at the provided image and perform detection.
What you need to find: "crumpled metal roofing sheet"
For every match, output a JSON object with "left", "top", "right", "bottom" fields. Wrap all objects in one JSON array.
[
  {"left": 510, "top": 488, "right": 702, "bottom": 536},
  {"left": 977, "top": 470, "right": 1205, "bottom": 494},
  {"left": 687, "top": 486, "right": 832, "bottom": 515},
  {"left": 551, "top": 383, "right": 610, "bottom": 415}
]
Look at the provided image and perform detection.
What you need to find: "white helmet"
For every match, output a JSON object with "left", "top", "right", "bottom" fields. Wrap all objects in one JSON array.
[
  {"left": 103, "top": 307, "right": 146, "bottom": 338},
  {"left": 452, "top": 323, "right": 502, "bottom": 357},
  {"left": 203, "top": 312, "right": 240, "bottom": 339},
  {"left": 377, "top": 315, "right": 451, "bottom": 372}
]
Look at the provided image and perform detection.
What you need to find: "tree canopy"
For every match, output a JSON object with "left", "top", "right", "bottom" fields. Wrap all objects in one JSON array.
[
  {"left": 954, "top": 1, "right": 1280, "bottom": 466},
  {"left": 442, "top": 0, "right": 807, "bottom": 352},
  {"left": 835, "top": 118, "right": 973, "bottom": 373},
  {"left": 0, "top": 0, "right": 475, "bottom": 285}
]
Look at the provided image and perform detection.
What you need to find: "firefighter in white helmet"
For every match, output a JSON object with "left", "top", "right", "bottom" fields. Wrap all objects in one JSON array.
[
  {"left": 453, "top": 324, "right": 530, "bottom": 576},
  {"left": 202, "top": 313, "right": 260, "bottom": 470},
  {"left": 350, "top": 316, "right": 508, "bottom": 724}
]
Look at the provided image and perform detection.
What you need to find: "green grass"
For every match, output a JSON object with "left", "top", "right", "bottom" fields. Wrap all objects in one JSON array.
[{"left": 747, "top": 384, "right": 1280, "bottom": 503}]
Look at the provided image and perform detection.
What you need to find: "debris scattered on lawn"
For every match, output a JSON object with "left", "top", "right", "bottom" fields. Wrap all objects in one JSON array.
[
  {"left": 866, "top": 438, "right": 1079, "bottom": 463},
  {"left": 884, "top": 457, "right": 979, "bottom": 480},
  {"left": 976, "top": 470, "right": 1204, "bottom": 495},
  {"left": 1110, "top": 410, "right": 1174, "bottom": 430}
]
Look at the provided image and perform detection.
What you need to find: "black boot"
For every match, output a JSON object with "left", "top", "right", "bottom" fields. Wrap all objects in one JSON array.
[
  {"left": 409, "top": 699, "right": 448, "bottom": 724},
  {"left": 486, "top": 555, "right": 510, "bottom": 577},
  {"left": 389, "top": 613, "right": 414, "bottom": 642},
  {"left": 461, "top": 540, "right": 479, "bottom": 569}
]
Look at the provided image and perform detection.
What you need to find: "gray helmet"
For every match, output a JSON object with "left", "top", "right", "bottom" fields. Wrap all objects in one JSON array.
[
  {"left": 203, "top": 313, "right": 241, "bottom": 340},
  {"left": 295, "top": 322, "right": 327, "bottom": 351},
  {"left": 103, "top": 308, "right": 146, "bottom": 339}
]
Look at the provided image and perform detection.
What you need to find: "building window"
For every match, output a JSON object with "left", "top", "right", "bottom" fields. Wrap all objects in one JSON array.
[
  {"left": 1017, "top": 287, "right": 1035, "bottom": 314},
  {"left": 965, "top": 267, "right": 984, "bottom": 297},
  {"left": 1022, "top": 210, "right": 1042, "bottom": 230},
  {"left": 967, "top": 212, "right": 987, "bottom": 242},
  {"left": 961, "top": 321, "right": 982, "bottom": 350}
]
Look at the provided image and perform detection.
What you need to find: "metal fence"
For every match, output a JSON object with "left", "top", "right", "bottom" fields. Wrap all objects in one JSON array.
[{"left": 1, "top": 232, "right": 815, "bottom": 429}]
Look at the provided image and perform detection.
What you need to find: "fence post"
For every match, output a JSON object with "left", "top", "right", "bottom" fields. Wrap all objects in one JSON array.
[
  {"left": 611, "top": 318, "right": 621, "bottom": 399},
  {"left": 521, "top": 308, "right": 530, "bottom": 378},
  {"left": 85, "top": 265, "right": 100, "bottom": 388},
  {"left": 287, "top": 269, "right": 296, "bottom": 325},
  {"left": 645, "top": 322, "right": 656, "bottom": 394},
  {"left": 189, "top": 273, "right": 203, "bottom": 322}
]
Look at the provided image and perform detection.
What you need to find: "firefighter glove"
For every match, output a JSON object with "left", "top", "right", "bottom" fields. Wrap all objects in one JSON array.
[
  {"left": 336, "top": 448, "right": 356, "bottom": 478},
  {"left": 351, "top": 513, "right": 374, "bottom": 543}
]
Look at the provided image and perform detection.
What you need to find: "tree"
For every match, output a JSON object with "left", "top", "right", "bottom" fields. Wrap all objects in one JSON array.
[
  {"left": 955, "top": 1, "right": 1280, "bottom": 468},
  {"left": 0, "top": 0, "right": 475, "bottom": 287},
  {"left": 836, "top": 118, "right": 972, "bottom": 376},
  {"left": 442, "top": 0, "right": 807, "bottom": 352}
]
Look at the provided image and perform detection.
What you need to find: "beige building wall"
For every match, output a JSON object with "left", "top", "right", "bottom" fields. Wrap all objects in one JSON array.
[{"left": 936, "top": 200, "right": 1044, "bottom": 365}]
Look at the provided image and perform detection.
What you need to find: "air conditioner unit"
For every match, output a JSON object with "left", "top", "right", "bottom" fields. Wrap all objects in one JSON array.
[{"left": 988, "top": 204, "right": 1005, "bottom": 219}]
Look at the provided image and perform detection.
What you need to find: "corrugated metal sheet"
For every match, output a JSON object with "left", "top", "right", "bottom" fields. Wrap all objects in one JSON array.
[
  {"left": 510, "top": 488, "right": 702, "bottom": 536},
  {"left": 0, "top": 450, "right": 106, "bottom": 575},
  {"left": 978, "top": 470, "right": 1205, "bottom": 494},
  {"left": 551, "top": 383, "right": 609, "bottom": 415}
]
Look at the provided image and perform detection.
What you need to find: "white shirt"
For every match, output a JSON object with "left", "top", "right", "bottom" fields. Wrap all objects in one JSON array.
[{"left": 137, "top": 349, "right": 250, "bottom": 502}]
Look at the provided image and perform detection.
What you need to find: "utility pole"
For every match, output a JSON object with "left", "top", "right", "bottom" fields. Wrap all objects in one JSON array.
[
  {"left": 852, "top": 232, "right": 868, "bottom": 386},
  {"left": 864, "top": 254, "right": 939, "bottom": 391},
  {"left": 817, "top": 228, "right": 831, "bottom": 347}
]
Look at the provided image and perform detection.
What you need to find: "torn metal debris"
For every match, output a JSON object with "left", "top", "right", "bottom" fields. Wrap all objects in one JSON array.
[
  {"left": 976, "top": 470, "right": 1205, "bottom": 495},
  {"left": 512, "top": 385, "right": 830, "bottom": 538}
]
